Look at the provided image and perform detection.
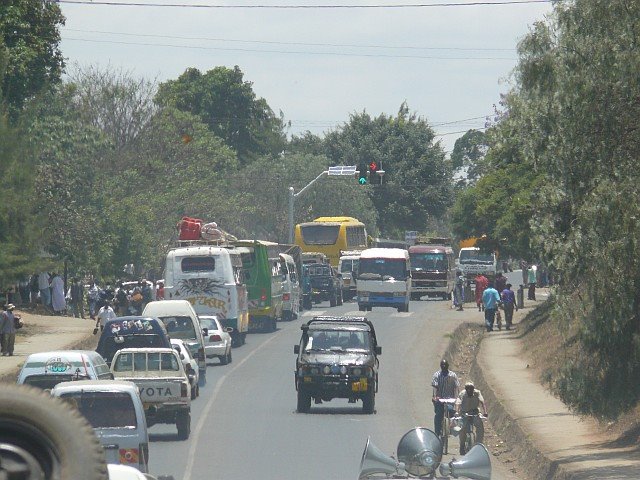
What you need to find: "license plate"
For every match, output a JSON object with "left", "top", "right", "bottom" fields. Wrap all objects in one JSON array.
[{"left": 352, "top": 378, "right": 368, "bottom": 392}]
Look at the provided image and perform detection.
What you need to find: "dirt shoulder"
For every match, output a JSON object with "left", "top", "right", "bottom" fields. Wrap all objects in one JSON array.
[{"left": 0, "top": 309, "right": 98, "bottom": 383}]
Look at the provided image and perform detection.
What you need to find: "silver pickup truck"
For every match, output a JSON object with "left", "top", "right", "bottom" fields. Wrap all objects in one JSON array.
[{"left": 111, "top": 347, "right": 192, "bottom": 440}]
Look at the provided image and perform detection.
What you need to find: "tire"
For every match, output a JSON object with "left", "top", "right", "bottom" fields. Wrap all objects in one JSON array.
[
  {"left": 337, "top": 291, "right": 343, "bottom": 306},
  {"left": 441, "top": 416, "right": 450, "bottom": 455},
  {"left": 195, "top": 385, "right": 200, "bottom": 398},
  {"left": 297, "top": 388, "right": 311, "bottom": 413},
  {"left": 220, "top": 353, "right": 228, "bottom": 365},
  {"left": 329, "top": 293, "right": 337, "bottom": 307},
  {"left": 228, "top": 349, "right": 233, "bottom": 364},
  {"left": 190, "top": 384, "right": 197, "bottom": 400},
  {"left": 362, "top": 388, "right": 375, "bottom": 414},
  {"left": 461, "top": 427, "right": 476, "bottom": 455},
  {"left": 397, "top": 307, "right": 403, "bottom": 313},
  {"left": 358, "top": 304, "right": 366, "bottom": 312},
  {"left": 367, "top": 306, "right": 373, "bottom": 312},
  {"left": 176, "top": 410, "right": 191, "bottom": 440},
  {"left": 405, "top": 302, "right": 409, "bottom": 312},
  {"left": 0, "top": 384, "right": 109, "bottom": 480}
]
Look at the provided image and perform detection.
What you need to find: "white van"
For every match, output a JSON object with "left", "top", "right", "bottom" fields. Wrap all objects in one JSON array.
[
  {"left": 279, "top": 253, "right": 300, "bottom": 321},
  {"left": 17, "top": 351, "right": 113, "bottom": 389},
  {"left": 164, "top": 245, "right": 249, "bottom": 346},
  {"left": 356, "top": 248, "right": 412, "bottom": 313},
  {"left": 338, "top": 251, "right": 362, "bottom": 300},
  {"left": 142, "top": 300, "right": 207, "bottom": 386},
  {"left": 51, "top": 380, "right": 149, "bottom": 473}
]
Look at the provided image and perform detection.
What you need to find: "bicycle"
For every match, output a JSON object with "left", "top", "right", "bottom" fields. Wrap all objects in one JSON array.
[
  {"left": 437, "top": 398, "right": 457, "bottom": 454},
  {"left": 459, "top": 411, "right": 485, "bottom": 455}
]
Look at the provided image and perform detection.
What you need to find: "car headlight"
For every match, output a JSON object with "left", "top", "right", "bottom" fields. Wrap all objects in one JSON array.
[
  {"left": 323, "top": 365, "right": 331, "bottom": 375},
  {"left": 351, "top": 367, "right": 362, "bottom": 376},
  {"left": 340, "top": 366, "right": 347, "bottom": 375},
  {"left": 310, "top": 367, "right": 320, "bottom": 375}
]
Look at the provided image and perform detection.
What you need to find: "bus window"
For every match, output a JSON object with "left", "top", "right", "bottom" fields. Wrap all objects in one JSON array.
[
  {"left": 181, "top": 257, "right": 216, "bottom": 273},
  {"left": 301, "top": 225, "right": 340, "bottom": 245}
]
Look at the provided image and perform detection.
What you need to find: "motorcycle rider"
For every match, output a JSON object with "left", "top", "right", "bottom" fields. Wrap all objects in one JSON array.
[{"left": 456, "top": 381, "right": 488, "bottom": 454}]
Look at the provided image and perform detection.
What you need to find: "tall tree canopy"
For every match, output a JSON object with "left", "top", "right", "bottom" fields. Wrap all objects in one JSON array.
[
  {"left": 324, "top": 103, "right": 452, "bottom": 238},
  {"left": 0, "top": 0, "right": 65, "bottom": 115},
  {"left": 155, "top": 66, "right": 286, "bottom": 163}
]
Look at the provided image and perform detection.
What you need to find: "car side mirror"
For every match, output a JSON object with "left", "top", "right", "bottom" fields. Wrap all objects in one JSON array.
[
  {"left": 375, "top": 346, "right": 382, "bottom": 355},
  {"left": 202, "top": 327, "right": 209, "bottom": 336},
  {"left": 294, "top": 345, "right": 300, "bottom": 354},
  {"left": 173, "top": 345, "right": 181, "bottom": 352},
  {"left": 180, "top": 353, "right": 185, "bottom": 360}
]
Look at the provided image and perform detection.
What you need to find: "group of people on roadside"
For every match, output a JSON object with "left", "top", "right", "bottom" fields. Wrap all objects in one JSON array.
[{"left": 474, "top": 272, "right": 518, "bottom": 332}]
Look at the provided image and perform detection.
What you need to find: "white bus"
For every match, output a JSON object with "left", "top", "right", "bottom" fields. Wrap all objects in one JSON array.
[
  {"left": 356, "top": 248, "right": 411, "bottom": 313},
  {"left": 164, "top": 246, "right": 249, "bottom": 346}
]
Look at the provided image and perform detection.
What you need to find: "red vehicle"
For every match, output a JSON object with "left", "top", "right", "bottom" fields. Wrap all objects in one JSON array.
[{"left": 408, "top": 241, "right": 455, "bottom": 301}]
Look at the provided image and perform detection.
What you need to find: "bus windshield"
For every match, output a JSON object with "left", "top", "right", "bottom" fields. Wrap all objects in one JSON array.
[
  {"left": 300, "top": 225, "right": 340, "bottom": 245},
  {"left": 340, "top": 259, "right": 359, "bottom": 273},
  {"left": 358, "top": 258, "right": 407, "bottom": 280},
  {"left": 410, "top": 253, "right": 447, "bottom": 271}
]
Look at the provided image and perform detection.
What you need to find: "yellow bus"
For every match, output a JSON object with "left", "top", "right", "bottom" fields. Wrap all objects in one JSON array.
[{"left": 294, "top": 217, "right": 368, "bottom": 267}]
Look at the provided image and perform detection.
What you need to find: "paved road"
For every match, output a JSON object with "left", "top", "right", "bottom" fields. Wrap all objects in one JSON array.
[{"left": 148, "top": 298, "right": 517, "bottom": 480}]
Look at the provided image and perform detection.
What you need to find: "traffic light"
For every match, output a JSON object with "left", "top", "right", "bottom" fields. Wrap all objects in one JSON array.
[
  {"left": 368, "top": 161, "right": 379, "bottom": 185},
  {"left": 369, "top": 161, "right": 378, "bottom": 174},
  {"left": 358, "top": 164, "right": 368, "bottom": 185}
]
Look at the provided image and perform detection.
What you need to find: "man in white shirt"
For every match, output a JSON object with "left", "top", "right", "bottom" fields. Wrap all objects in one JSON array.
[
  {"left": 38, "top": 272, "right": 51, "bottom": 307},
  {"left": 95, "top": 301, "right": 117, "bottom": 331}
]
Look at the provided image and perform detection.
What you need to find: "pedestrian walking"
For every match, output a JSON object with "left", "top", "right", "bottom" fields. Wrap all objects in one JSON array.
[
  {"left": 482, "top": 282, "right": 501, "bottom": 332},
  {"left": 527, "top": 265, "right": 537, "bottom": 301},
  {"left": 38, "top": 271, "right": 51, "bottom": 307},
  {"left": 87, "top": 281, "right": 100, "bottom": 319},
  {"left": 69, "top": 277, "right": 85, "bottom": 319},
  {"left": 474, "top": 274, "right": 488, "bottom": 312},
  {"left": 29, "top": 274, "right": 39, "bottom": 305},
  {"left": 141, "top": 280, "right": 153, "bottom": 308},
  {"left": 520, "top": 260, "right": 528, "bottom": 287},
  {"left": 95, "top": 301, "right": 117, "bottom": 332},
  {"left": 50, "top": 273, "right": 66, "bottom": 314},
  {"left": 115, "top": 282, "right": 129, "bottom": 317},
  {"left": 156, "top": 281, "right": 165, "bottom": 301},
  {"left": 431, "top": 359, "right": 460, "bottom": 437},
  {"left": 495, "top": 272, "right": 507, "bottom": 294},
  {"left": 501, "top": 283, "right": 517, "bottom": 330},
  {"left": 453, "top": 271, "right": 465, "bottom": 311},
  {"left": 0, "top": 304, "right": 21, "bottom": 356}
]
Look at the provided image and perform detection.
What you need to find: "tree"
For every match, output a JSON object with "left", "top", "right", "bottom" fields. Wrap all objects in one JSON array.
[
  {"left": 0, "top": 0, "right": 65, "bottom": 116},
  {"left": 451, "top": 129, "right": 489, "bottom": 187},
  {"left": 67, "top": 65, "right": 157, "bottom": 150},
  {"left": 324, "top": 103, "right": 452, "bottom": 238},
  {"left": 155, "top": 66, "right": 286, "bottom": 163}
]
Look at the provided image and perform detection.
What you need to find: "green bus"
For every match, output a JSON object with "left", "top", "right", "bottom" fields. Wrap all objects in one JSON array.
[{"left": 232, "top": 240, "right": 285, "bottom": 332}]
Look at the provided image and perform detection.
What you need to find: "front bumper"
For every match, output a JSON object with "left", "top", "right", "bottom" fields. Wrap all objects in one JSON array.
[
  {"left": 297, "top": 374, "right": 372, "bottom": 398},
  {"left": 358, "top": 294, "right": 405, "bottom": 306}
]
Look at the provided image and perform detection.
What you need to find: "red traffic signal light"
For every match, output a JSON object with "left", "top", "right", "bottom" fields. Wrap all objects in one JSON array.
[{"left": 369, "top": 161, "right": 379, "bottom": 173}]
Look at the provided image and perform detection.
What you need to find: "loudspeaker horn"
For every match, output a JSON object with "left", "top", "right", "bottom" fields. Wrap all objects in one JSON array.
[
  {"left": 438, "top": 443, "right": 492, "bottom": 480},
  {"left": 358, "top": 437, "right": 405, "bottom": 480},
  {"left": 396, "top": 427, "right": 442, "bottom": 477}
]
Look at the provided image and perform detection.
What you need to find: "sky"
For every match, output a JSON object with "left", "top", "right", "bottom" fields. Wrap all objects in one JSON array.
[{"left": 56, "top": 0, "right": 554, "bottom": 154}]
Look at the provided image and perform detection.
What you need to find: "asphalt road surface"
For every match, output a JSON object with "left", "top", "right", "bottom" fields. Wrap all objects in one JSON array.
[{"left": 148, "top": 297, "right": 518, "bottom": 480}]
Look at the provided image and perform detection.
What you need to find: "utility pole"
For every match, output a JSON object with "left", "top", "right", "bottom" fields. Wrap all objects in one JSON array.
[{"left": 287, "top": 165, "right": 357, "bottom": 244}]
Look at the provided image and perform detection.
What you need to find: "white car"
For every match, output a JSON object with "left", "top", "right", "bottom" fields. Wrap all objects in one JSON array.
[
  {"left": 170, "top": 338, "right": 200, "bottom": 399},
  {"left": 199, "top": 315, "right": 233, "bottom": 365}
]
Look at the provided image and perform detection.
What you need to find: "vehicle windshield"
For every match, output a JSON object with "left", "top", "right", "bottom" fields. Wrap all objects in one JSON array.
[
  {"left": 199, "top": 317, "right": 220, "bottom": 331},
  {"left": 59, "top": 391, "right": 137, "bottom": 429},
  {"left": 23, "top": 374, "right": 87, "bottom": 390},
  {"left": 304, "top": 329, "right": 371, "bottom": 352},
  {"left": 309, "top": 265, "right": 331, "bottom": 276},
  {"left": 358, "top": 258, "right": 407, "bottom": 280},
  {"left": 301, "top": 225, "right": 340, "bottom": 245},
  {"left": 157, "top": 316, "right": 197, "bottom": 340},
  {"left": 113, "top": 351, "right": 180, "bottom": 372},
  {"left": 459, "top": 250, "right": 495, "bottom": 264},
  {"left": 98, "top": 335, "right": 167, "bottom": 364},
  {"left": 340, "top": 259, "right": 359, "bottom": 273},
  {"left": 410, "top": 253, "right": 447, "bottom": 271}
]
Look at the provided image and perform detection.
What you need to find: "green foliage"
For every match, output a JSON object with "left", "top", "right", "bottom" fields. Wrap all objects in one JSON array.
[
  {"left": 155, "top": 66, "right": 286, "bottom": 164},
  {"left": 0, "top": 0, "right": 65, "bottom": 116},
  {"left": 324, "top": 103, "right": 452, "bottom": 238},
  {"left": 451, "top": 129, "right": 488, "bottom": 186},
  {"left": 451, "top": 0, "right": 640, "bottom": 419}
]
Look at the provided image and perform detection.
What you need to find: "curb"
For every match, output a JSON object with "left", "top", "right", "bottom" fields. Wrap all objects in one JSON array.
[
  {"left": 445, "top": 321, "right": 579, "bottom": 480},
  {"left": 0, "top": 331, "right": 98, "bottom": 384}
]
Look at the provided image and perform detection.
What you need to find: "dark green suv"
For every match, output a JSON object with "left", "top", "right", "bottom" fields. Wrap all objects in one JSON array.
[{"left": 294, "top": 316, "right": 381, "bottom": 414}]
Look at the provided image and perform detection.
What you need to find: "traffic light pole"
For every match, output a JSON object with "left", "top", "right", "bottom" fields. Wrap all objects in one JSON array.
[{"left": 287, "top": 165, "right": 357, "bottom": 244}]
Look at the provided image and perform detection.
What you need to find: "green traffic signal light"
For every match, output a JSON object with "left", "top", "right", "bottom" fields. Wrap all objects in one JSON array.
[{"left": 358, "top": 174, "right": 367, "bottom": 185}]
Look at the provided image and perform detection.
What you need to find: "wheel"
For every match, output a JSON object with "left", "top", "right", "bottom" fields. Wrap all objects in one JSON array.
[
  {"left": 228, "top": 349, "right": 232, "bottom": 363},
  {"left": 0, "top": 384, "right": 109, "bottom": 480},
  {"left": 461, "top": 426, "right": 476, "bottom": 455},
  {"left": 338, "top": 291, "right": 343, "bottom": 306},
  {"left": 272, "top": 317, "right": 277, "bottom": 332},
  {"left": 297, "top": 388, "right": 311, "bottom": 413},
  {"left": 367, "top": 306, "right": 372, "bottom": 311},
  {"left": 358, "top": 304, "right": 366, "bottom": 311},
  {"left": 362, "top": 389, "right": 375, "bottom": 414},
  {"left": 176, "top": 410, "right": 191, "bottom": 440},
  {"left": 397, "top": 307, "right": 402, "bottom": 313},
  {"left": 441, "top": 416, "right": 450, "bottom": 455},
  {"left": 195, "top": 384, "right": 200, "bottom": 398},
  {"left": 329, "top": 293, "right": 337, "bottom": 307},
  {"left": 405, "top": 302, "right": 409, "bottom": 312},
  {"left": 190, "top": 383, "right": 197, "bottom": 400},
  {"left": 220, "top": 353, "right": 228, "bottom": 365}
]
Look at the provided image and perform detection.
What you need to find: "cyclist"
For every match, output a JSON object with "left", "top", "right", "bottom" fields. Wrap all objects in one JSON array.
[
  {"left": 456, "top": 381, "right": 488, "bottom": 454},
  {"left": 431, "top": 359, "right": 460, "bottom": 437}
]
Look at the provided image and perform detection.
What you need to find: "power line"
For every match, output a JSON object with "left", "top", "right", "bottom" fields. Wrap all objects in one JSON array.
[
  {"left": 55, "top": 0, "right": 552, "bottom": 8},
  {"left": 62, "top": 36, "right": 516, "bottom": 60},
  {"left": 63, "top": 28, "right": 515, "bottom": 52}
]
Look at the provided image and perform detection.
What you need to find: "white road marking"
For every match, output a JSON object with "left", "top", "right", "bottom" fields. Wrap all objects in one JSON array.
[
  {"left": 342, "top": 311, "right": 364, "bottom": 317},
  {"left": 182, "top": 331, "right": 284, "bottom": 480},
  {"left": 302, "top": 310, "right": 325, "bottom": 317},
  {"left": 390, "top": 312, "right": 414, "bottom": 318}
]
